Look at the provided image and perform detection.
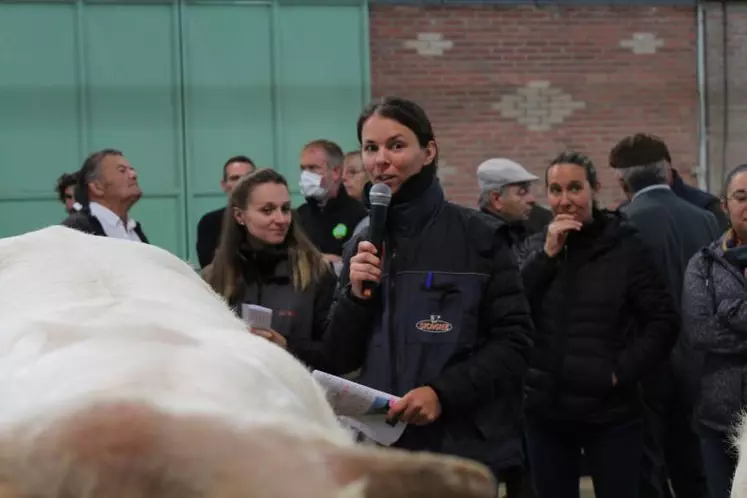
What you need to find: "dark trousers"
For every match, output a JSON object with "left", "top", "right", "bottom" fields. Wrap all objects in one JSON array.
[
  {"left": 498, "top": 464, "right": 534, "bottom": 498},
  {"left": 525, "top": 417, "right": 644, "bottom": 498},
  {"left": 639, "top": 370, "right": 706, "bottom": 498},
  {"left": 698, "top": 426, "right": 738, "bottom": 498}
]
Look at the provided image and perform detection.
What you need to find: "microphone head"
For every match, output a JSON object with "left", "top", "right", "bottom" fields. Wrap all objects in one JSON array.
[{"left": 369, "top": 183, "right": 392, "bottom": 207}]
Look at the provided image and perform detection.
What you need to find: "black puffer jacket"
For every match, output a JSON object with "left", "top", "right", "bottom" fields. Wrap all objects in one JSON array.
[
  {"left": 324, "top": 167, "right": 534, "bottom": 472},
  {"left": 230, "top": 244, "right": 337, "bottom": 372},
  {"left": 516, "top": 209, "right": 679, "bottom": 423}
]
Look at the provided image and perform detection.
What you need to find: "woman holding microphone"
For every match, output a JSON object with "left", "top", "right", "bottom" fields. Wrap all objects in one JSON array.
[{"left": 322, "top": 96, "right": 535, "bottom": 487}]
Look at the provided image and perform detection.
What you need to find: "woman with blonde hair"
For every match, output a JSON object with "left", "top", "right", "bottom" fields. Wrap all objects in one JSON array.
[{"left": 204, "top": 168, "right": 337, "bottom": 371}]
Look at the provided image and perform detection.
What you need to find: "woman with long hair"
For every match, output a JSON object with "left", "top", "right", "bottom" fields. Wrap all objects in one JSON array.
[{"left": 204, "top": 168, "right": 337, "bottom": 371}]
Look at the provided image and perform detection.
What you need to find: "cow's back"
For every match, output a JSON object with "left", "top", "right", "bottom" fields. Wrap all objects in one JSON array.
[{"left": 0, "top": 226, "right": 348, "bottom": 444}]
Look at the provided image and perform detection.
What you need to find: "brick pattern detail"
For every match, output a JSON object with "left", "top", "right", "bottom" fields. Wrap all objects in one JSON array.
[
  {"left": 492, "top": 80, "right": 586, "bottom": 132},
  {"left": 403, "top": 33, "right": 454, "bottom": 56},
  {"left": 369, "top": 5, "right": 700, "bottom": 209},
  {"left": 619, "top": 32, "right": 665, "bottom": 54},
  {"left": 705, "top": 2, "right": 747, "bottom": 193}
]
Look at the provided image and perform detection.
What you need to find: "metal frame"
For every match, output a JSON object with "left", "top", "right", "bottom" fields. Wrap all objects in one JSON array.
[{"left": 370, "top": 0, "right": 696, "bottom": 5}]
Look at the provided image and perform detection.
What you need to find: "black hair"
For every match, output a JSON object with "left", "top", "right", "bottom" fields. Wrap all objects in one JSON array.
[
  {"left": 722, "top": 164, "right": 747, "bottom": 199},
  {"left": 55, "top": 172, "right": 78, "bottom": 203},
  {"left": 222, "top": 155, "right": 255, "bottom": 182},
  {"left": 545, "top": 150, "right": 598, "bottom": 188},
  {"left": 356, "top": 96, "right": 438, "bottom": 166},
  {"left": 609, "top": 133, "right": 672, "bottom": 170}
]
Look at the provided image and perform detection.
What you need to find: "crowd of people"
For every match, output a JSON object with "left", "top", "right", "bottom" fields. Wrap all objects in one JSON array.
[{"left": 50, "top": 95, "right": 747, "bottom": 498}]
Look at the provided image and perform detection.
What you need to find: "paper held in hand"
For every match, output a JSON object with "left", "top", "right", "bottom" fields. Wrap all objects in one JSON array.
[
  {"left": 311, "top": 370, "right": 406, "bottom": 446},
  {"left": 241, "top": 304, "right": 273, "bottom": 331}
]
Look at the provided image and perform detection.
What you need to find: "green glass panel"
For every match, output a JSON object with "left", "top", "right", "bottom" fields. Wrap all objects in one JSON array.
[
  {"left": 276, "top": 4, "right": 368, "bottom": 206},
  {"left": 0, "top": 3, "right": 79, "bottom": 236},
  {"left": 182, "top": 3, "right": 274, "bottom": 263},
  {"left": 83, "top": 3, "right": 185, "bottom": 258}
]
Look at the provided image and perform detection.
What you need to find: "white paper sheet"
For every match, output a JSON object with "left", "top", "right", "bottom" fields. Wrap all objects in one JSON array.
[
  {"left": 311, "top": 370, "right": 407, "bottom": 446},
  {"left": 241, "top": 304, "right": 273, "bottom": 331}
]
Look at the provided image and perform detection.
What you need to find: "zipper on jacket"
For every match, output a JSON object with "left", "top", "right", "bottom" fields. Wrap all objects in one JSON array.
[{"left": 387, "top": 245, "right": 398, "bottom": 394}]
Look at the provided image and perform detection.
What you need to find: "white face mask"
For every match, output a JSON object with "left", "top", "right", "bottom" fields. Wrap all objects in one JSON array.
[{"left": 299, "top": 170, "right": 328, "bottom": 201}]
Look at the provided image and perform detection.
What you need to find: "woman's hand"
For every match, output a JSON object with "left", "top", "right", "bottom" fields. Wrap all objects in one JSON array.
[
  {"left": 349, "top": 241, "right": 382, "bottom": 300},
  {"left": 386, "top": 386, "right": 442, "bottom": 426},
  {"left": 544, "top": 214, "right": 583, "bottom": 257},
  {"left": 250, "top": 327, "right": 287, "bottom": 349}
]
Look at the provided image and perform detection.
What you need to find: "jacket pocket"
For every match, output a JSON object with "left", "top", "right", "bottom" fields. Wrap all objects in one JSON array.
[{"left": 401, "top": 273, "right": 467, "bottom": 346}]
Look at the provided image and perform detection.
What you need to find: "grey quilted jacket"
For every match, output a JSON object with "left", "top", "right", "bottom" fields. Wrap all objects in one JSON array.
[{"left": 682, "top": 235, "right": 747, "bottom": 434}]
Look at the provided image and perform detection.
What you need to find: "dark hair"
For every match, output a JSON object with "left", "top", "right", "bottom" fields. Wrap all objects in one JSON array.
[
  {"left": 356, "top": 96, "right": 438, "bottom": 166},
  {"left": 609, "top": 133, "right": 672, "bottom": 170},
  {"left": 204, "top": 168, "right": 331, "bottom": 300},
  {"left": 722, "top": 164, "right": 747, "bottom": 199},
  {"left": 222, "top": 155, "right": 255, "bottom": 182},
  {"left": 545, "top": 150, "right": 598, "bottom": 188},
  {"left": 75, "top": 148, "right": 124, "bottom": 207},
  {"left": 55, "top": 172, "right": 78, "bottom": 203},
  {"left": 302, "top": 139, "right": 345, "bottom": 170}
]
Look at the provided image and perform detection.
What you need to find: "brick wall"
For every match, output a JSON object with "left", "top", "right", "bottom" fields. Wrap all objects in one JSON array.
[
  {"left": 369, "top": 4, "right": 700, "bottom": 208},
  {"left": 705, "top": 1, "right": 747, "bottom": 194}
]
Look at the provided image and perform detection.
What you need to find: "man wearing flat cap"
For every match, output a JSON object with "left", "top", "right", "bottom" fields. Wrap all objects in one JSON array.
[{"left": 477, "top": 158, "right": 551, "bottom": 249}]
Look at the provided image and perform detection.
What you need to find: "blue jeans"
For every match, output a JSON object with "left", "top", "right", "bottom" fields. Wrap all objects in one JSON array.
[
  {"left": 699, "top": 426, "right": 738, "bottom": 498},
  {"left": 525, "top": 417, "right": 644, "bottom": 498}
]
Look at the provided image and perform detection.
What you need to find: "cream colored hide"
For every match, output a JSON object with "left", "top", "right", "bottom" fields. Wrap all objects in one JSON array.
[
  {"left": 0, "top": 226, "right": 495, "bottom": 498},
  {"left": 731, "top": 413, "right": 747, "bottom": 497}
]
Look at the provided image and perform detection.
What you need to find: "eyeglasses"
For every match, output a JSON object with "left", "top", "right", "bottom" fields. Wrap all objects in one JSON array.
[{"left": 727, "top": 191, "right": 747, "bottom": 203}]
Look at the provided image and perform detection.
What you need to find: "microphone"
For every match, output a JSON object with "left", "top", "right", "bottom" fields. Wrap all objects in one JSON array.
[{"left": 362, "top": 183, "right": 392, "bottom": 298}]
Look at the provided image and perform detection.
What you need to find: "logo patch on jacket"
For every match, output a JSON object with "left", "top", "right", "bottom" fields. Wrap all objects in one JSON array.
[
  {"left": 332, "top": 223, "right": 348, "bottom": 240},
  {"left": 415, "top": 315, "right": 453, "bottom": 333}
]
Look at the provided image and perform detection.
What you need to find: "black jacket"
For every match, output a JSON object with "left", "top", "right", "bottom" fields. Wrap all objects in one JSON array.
[
  {"left": 621, "top": 187, "right": 721, "bottom": 401},
  {"left": 323, "top": 175, "right": 534, "bottom": 472},
  {"left": 61, "top": 210, "right": 149, "bottom": 243},
  {"left": 480, "top": 207, "right": 551, "bottom": 251},
  {"left": 230, "top": 245, "right": 337, "bottom": 372},
  {"left": 670, "top": 169, "right": 729, "bottom": 232},
  {"left": 296, "top": 186, "right": 367, "bottom": 256},
  {"left": 196, "top": 207, "right": 225, "bottom": 268},
  {"left": 517, "top": 209, "right": 679, "bottom": 423},
  {"left": 621, "top": 186, "right": 721, "bottom": 311}
]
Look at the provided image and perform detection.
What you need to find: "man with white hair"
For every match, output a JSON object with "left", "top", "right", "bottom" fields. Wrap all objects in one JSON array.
[
  {"left": 0, "top": 226, "right": 495, "bottom": 498},
  {"left": 477, "top": 158, "right": 550, "bottom": 249},
  {"left": 611, "top": 134, "right": 721, "bottom": 498}
]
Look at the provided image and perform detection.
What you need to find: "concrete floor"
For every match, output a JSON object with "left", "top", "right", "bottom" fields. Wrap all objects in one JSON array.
[{"left": 499, "top": 477, "right": 594, "bottom": 497}]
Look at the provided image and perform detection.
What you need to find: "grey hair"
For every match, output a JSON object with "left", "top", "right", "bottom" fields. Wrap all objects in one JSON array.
[
  {"left": 477, "top": 185, "right": 509, "bottom": 209},
  {"left": 76, "top": 149, "right": 123, "bottom": 206},
  {"left": 617, "top": 160, "right": 669, "bottom": 194}
]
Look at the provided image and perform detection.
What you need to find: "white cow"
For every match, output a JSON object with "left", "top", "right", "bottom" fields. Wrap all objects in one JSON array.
[
  {"left": 731, "top": 413, "right": 747, "bottom": 497},
  {"left": 0, "top": 226, "right": 495, "bottom": 498}
]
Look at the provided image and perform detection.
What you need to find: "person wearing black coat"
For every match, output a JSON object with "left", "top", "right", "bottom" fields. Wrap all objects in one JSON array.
[
  {"left": 62, "top": 149, "right": 149, "bottom": 243},
  {"left": 203, "top": 168, "right": 336, "bottom": 372},
  {"left": 320, "top": 97, "right": 535, "bottom": 488},
  {"left": 611, "top": 135, "right": 722, "bottom": 498},
  {"left": 612, "top": 133, "right": 729, "bottom": 233},
  {"left": 516, "top": 151, "right": 679, "bottom": 498}
]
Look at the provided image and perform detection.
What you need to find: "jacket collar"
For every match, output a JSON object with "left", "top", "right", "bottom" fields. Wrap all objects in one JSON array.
[{"left": 387, "top": 180, "right": 444, "bottom": 238}]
